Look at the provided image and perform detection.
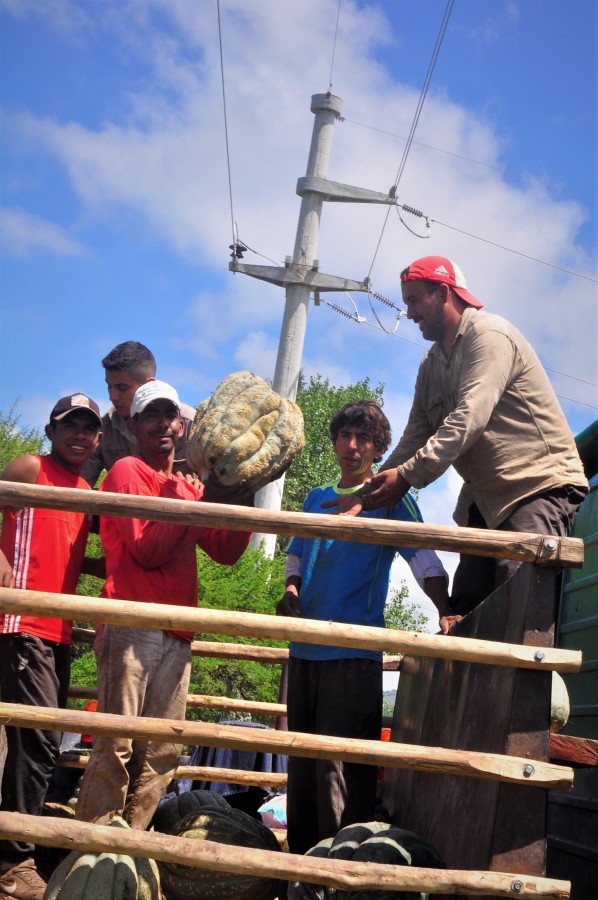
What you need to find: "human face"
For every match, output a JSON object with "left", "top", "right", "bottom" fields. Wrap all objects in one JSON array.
[
  {"left": 333, "top": 425, "right": 378, "bottom": 488},
  {"left": 131, "top": 400, "right": 183, "bottom": 464},
  {"left": 105, "top": 370, "right": 149, "bottom": 418},
  {"left": 46, "top": 411, "right": 102, "bottom": 474},
  {"left": 401, "top": 280, "right": 447, "bottom": 343}
]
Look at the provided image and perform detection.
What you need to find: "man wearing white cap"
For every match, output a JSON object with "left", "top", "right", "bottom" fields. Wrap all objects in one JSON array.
[
  {"left": 75, "top": 380, "right": 253, "bottom": 830},
  {"left": 327, "top": 256, "right": 588, "bottom": 614}
]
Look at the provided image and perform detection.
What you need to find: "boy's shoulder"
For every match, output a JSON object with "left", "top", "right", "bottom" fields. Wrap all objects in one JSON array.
[{"left": 0, "top": 453, "right": 42, "bottom": 485}]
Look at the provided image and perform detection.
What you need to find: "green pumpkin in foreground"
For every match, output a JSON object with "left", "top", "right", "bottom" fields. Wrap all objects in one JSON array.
[
  {"left": 43, "top": 816, "right": 161, "bottom": 899},
  {"left": 158, "top": 805, "right": 282, "bottom": 900},
  {"left": 287, "top": 821, "right": 448, "bottom": 900}
]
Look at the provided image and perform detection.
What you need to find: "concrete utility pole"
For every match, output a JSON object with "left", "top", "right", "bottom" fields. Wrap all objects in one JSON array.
[{"left": 230, "top": 91, "right": 400, "bottom": 556}]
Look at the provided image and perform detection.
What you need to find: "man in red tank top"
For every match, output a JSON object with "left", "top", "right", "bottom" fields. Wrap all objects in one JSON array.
[{"left": 0, "top": 394, "right": 102, "bottom": 900}]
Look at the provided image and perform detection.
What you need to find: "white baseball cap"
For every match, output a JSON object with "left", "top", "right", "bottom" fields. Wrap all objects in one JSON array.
[{"left": 130, "top": 380, "right": 181, "bottom": 417}]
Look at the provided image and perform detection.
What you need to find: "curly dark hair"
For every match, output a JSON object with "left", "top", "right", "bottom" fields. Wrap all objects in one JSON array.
[
  {"left": 329, "top": 400, "right": 391, "bottom": 462},
  {"left": 101, "top": 341, "right": 156, "bottom": 379}
]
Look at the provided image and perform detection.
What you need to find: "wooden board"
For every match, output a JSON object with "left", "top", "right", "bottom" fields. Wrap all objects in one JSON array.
[{"left": 383, "top": 563, "right": 559, "bottom": 887}]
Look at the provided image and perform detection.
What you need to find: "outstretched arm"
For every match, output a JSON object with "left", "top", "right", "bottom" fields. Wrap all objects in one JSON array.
[{"left": 320, "top": 469, "right": 411, "bottom": 516}]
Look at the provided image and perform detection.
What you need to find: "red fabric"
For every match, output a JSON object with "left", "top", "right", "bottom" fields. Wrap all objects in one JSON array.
[
  {"left": 0, "top": 455, "right": 93, "bottom": 643},
  {"left": 100, "top": 456, "right": 250, "bottom": 641}
]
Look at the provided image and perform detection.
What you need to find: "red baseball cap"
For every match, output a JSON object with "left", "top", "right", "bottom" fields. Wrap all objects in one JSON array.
[{"left": 400, "top": 256, "right": 483, "bottom": 309}]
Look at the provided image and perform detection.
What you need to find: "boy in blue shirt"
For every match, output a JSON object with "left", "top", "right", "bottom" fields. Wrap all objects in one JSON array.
[{"left": 277, "top": 400, "right": 455, "bottom": 854}]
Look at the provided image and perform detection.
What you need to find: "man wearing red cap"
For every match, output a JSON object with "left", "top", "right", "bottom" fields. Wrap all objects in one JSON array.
[{"left": 328, "top": 256, "right": 588, "bottom": 614}]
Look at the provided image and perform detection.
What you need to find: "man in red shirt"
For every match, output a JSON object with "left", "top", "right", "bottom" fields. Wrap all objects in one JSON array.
[
  {"left": 74, "top": 381, "right": 253, "bottom": 830},
  {"left": 0, "top": 394, "right": 102, "bottom": 900}
]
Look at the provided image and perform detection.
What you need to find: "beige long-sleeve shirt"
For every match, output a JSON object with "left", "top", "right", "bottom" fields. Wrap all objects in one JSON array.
[{"left": 385, "top": 308, "right": 587, "bottom": 528}]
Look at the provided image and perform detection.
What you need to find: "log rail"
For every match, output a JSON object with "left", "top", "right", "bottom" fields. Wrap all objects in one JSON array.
[{"left": 0, "top": 812, "right": 572, "bottom": 899}]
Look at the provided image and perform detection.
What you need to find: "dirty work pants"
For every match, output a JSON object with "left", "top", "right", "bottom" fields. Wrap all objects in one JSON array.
[
  {"left": 450, "top": 485, "right": 587, "bottom": 617},
  {"left": 0, "top": 633, "right": 70, "bottom": 865},
  {"left": 286, "top": 657, "right": 382, "bottom": 856},
  {"left": 75, "top": 626, "right": 191, "bottom": 830}
]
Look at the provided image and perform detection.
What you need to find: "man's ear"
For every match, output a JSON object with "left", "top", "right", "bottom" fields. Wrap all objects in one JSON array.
[
  {"left": 438, "top": 282, "right": 451, "bottom": 304},
  {"left": 175, "top": 417, "right": 185, "bottom": 439},
  {"left": 44, "top": 423, "right": 55, "bottom": 441}
]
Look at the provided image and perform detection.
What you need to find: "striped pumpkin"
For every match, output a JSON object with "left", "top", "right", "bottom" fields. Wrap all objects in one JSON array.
[{"left": 186, "top": 371, "right": 304, "bottom": 491}]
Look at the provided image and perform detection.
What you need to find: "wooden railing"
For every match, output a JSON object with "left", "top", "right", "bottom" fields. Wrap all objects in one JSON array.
[{"left": 0, "top": 481, "right": 583, "bottom": 898}]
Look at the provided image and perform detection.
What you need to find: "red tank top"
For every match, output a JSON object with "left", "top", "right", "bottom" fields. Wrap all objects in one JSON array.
[{"left": 0, "top": 455, "right": 92, "bottom": 643}]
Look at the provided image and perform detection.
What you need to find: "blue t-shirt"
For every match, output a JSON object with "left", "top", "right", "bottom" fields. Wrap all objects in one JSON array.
[{"left": 287, "top": 481, "right": 423, "bottom": 662}]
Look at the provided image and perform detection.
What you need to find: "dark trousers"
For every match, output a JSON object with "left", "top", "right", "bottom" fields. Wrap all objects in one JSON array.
[
  {"left": 286, "top": 656, "right": 382, "bottom": 855},
  {"left": 0, "top": 633, "right": 70, "bottom": 864},
  {"left": 451, "top": 485, "right": 587, "bottom": 617}
]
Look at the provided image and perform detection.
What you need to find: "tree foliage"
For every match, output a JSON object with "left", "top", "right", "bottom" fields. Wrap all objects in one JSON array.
[
  {"left": 0, "top": 402, "right": 47, "bottom": 472},
  {"left": 384, "top": 581, "right": 429, "bottom": 632},
  {"left": 189, "top": 546, "right": 286, "bottom": 723}
]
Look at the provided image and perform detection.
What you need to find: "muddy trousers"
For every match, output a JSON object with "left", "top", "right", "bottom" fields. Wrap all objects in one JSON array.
[
  {"left": 0, "top": 633, "right": 70, "bottom": 865},
  {"left": 286, "top": 657, "right": 382, "bottom": 856},
  {"left": 450, "top": 485, "right": 587, "bottom": 617},
  {"left": 75, "top": 626, "right": 191, "bottom": 830}
]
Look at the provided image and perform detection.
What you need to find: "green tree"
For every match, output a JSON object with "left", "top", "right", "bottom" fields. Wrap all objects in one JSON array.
[
  {"left": 189, "top": 546, "right": 287, "bottom": 724},
  {"left": 384, "top": 581, "right": 429, "bottom": 633},
  {"left": 0, "top": 402, "right": 47, "bottom": 472}
]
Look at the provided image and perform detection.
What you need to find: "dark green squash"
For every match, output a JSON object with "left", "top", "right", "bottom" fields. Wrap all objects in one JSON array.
[
  {"left": 287, "top": 821, "right": 447, "bottom": 900},
  {"left": 150, "top": 788, "right": 229, "bottom": 835},
  {"left": 44, "top": 815, "right": 161, "bottom": 899},
  {"left": 158, "top": 805, "right": 283, "bottom": 900}
]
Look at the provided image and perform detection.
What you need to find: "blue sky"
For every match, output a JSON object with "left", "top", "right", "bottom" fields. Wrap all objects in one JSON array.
[{"left": 1, "top": 0, "right": 597, "bottom": 621}]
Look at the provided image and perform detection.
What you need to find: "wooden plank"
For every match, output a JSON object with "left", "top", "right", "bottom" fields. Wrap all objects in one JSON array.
[
  {"left": 0, "top": 481, "right": 584, "bottom": 567},
  {"left": 56, "top": 754, "right": 288, "bottom": 787},
  {"left": 0, "top": 812, "right": 571, "bottom": 897},
  {"left": 549, "top": 734, "right": 598, "bottom": 767},
  {"left": 384, "top": 564, "right": 561, "bottom": 883},
  {"left": 67, "top": 685, "right": 286, "bottom": 717},
  {"left": 71, "top": 630, "right": 402, "bottom": 669},
  {"left": 0, "top": 588, "right": 582, "bottom": 672},
  {"left": 0, "top": 702, "right": 573, "bottom": 788}
]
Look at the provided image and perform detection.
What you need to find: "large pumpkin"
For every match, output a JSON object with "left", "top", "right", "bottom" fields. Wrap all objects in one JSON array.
[
  {"left": 151, "top": 788, "right": 229, "bottom": 835},
  {"left": 43, "top": 815, "right": 161, "bottom": 899},
  {"left": 186, "top": 371, "right": 304, "bottom": 491},
  {"left": 287, "top": 821, "right": 447, "bottom": 900},
  {"left": 158, "top": 805, "right": 283, "bottom": 900}
]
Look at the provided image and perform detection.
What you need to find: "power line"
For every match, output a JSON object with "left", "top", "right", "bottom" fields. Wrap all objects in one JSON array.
[
  {"left": 216, "top": 0, "right": 236, "bottom": 249},
  {"left": 368, "top": 0, "right": 455, "bottom": 278},
  {"left": 394, "top": 203, "right": 597, "bottom": 283},
  {"left": 340, "top": 116, "right": 499, "bottom": 171},
  {"left": 431, "top": 216, "right": 598, "bottom": 284},
  {"left": 316, "top": 294, "right": 598, "bottom": 411},
  {"left": 327, "top": 0, "right": 343, "bottom": 91}
]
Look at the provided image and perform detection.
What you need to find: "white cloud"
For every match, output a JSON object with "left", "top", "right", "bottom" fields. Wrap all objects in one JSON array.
[
  {"left": 2, "top": 0, "right": 595, "bottom": 459},
  {"left": 0, "top": 208, "right": 88, "bottom": 258}
]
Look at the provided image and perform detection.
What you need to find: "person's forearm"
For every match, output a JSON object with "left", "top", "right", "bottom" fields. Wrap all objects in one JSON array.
[
  {"left": 423, "top": 576, "right": 451, "bottom": 617},
  {"left": 195, "top": 527, "right": 251, "bottom": 566}
]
